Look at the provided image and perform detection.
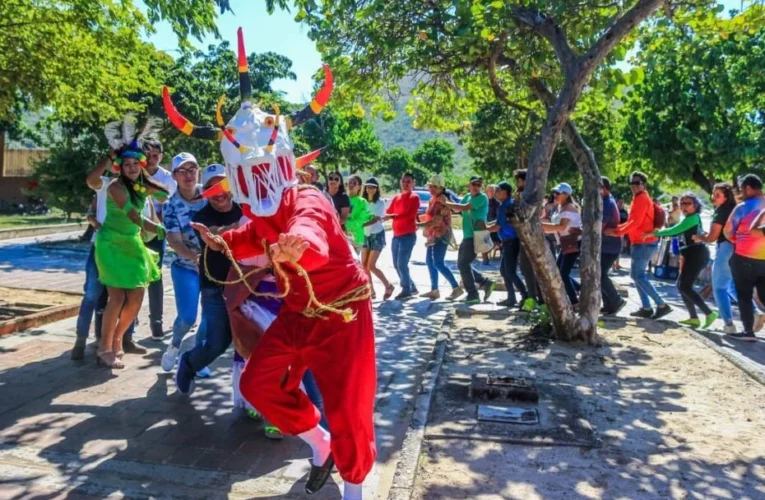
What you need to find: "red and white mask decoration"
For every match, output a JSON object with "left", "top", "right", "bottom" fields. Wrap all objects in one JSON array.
[{"left": 162, "top": 28, "right": 332, "bottom": 217}]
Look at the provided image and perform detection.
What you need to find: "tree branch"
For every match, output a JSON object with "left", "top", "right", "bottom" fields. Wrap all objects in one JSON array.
[
  {"left": 510, "top": 7, "right": 577, "bottom": 73},
  {"left": 583, "top": 0, "right": 663, "bottom": 73},
  {"left": 487, "top": 42, "right": 538, "bottom": 116}
]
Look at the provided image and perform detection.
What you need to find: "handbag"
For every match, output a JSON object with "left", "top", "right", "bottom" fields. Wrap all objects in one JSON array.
[
  {"left": 466, "top": 210, "right": 493, "bottom": 254},
  {"left": 559, "top": 233, "right": 580, "bottom": 255}
]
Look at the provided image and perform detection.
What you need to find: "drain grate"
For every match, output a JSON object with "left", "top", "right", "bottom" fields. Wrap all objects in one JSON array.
[
  {"left": 477, "top": 405, "right": 539, "bottom": 425},
  {"left": 469, "top": 373, "right": 539, "bottom": 402}
]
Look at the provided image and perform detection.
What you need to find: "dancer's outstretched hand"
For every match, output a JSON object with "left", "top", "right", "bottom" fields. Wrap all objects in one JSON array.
[
  {"left": 191, "top": 222, "right": 223, "bottom": 252},
  {"left": 270, "top": 233, "right": 309, "bottom": 264}
]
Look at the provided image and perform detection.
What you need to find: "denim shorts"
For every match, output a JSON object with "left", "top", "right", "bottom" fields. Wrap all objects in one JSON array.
[{"left": 363, "top": 231, "right": 386, "bottom": 252}]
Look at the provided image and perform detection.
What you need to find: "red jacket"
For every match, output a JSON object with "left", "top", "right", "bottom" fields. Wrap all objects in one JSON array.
[
  {"left": 386, "top": 191, "right": 420, "bottom": 236},
  {"left": 221, "top": 187, "right": 368, "bottom": 313},
  {"left": 614, "top": 190, "right": 658, "bottom": 245}
]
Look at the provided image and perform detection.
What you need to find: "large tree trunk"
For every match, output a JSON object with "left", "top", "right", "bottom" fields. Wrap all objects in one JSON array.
[
  {"left": 529, "top": 78, "right": 601, "bottom": 343},
  {"left": 691, "top": 165, "right": 714, "bottom": 194}
]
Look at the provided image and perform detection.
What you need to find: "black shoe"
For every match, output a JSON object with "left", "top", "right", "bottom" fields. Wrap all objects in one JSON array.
[
  {"left": 395, "top": 291, "right": 414, "bottom": 301},
  {"left": 481, "top": 280, "right": 496, "bottom": 302},
  {"left": 629, "top": 308, "right": 653, "bottom": 319},
  {"left": 496, "top": 299, "right": 516, "bottom": 308},
  {"left": 123, "top": 338, "right": 148, "bottom": 355},
  {"left": 71, "top": 337, "right": 86, "bottom": 360},
  {"left": 603, "top": 299, "right": 628, "bottom": 316},
  {"left": 727, "top": 331, "right": 758, "bottom": 342},
  {"left": 651, "top": 305, "right": 673, "bottom": 320},
  {"left": 151, "top": 322, "right": 164, "bottom": 340},
  {"left": 305, "top": 453, "right": 334, "bottom": 495}
]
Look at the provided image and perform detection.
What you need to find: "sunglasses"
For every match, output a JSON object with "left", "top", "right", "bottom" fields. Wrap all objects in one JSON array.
[{"left": 329, "top": 177, "right": 341, "bottom": 182}]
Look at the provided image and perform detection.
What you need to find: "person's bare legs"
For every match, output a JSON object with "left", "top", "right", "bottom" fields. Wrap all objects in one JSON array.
[
  {"left": 361, "top": 248, "right": 374, "bottom": 297},
  {"left": 113, "top": 288, "right": 145, "bottom": 358},
  {"left": 100, "top": 287, "right": 127, "bottom": 368},
  {"left": 366, "top": 250, "right": 393, "bottom": 298}
]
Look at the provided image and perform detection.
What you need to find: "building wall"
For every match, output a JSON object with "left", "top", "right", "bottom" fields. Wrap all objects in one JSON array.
[{"left": 0, "top": 147, "right": 49, "bottom": 204}]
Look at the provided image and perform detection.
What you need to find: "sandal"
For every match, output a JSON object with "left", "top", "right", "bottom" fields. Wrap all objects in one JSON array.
[
  {"left": 264, "top": 425, "right": 284, "bottom": 440},
  {"left": 96, "top": 350, "right": 124, "bottom": 369},
  {"left": 383, "top": 284, "right": 395, "bottom": 301}
]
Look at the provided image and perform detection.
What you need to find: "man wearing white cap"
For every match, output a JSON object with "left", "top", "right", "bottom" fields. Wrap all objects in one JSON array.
[
  {"left": 161, "top": 153, "right": 210, "bottom": 376},
  {"left": 175, "top": 164, "right": 243, "bottom": 394}
]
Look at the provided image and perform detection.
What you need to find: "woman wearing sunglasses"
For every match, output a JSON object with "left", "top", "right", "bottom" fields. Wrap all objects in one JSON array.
[
  {"left": 326, "top": 171, "right": 350, "bottom": 229},
  {"left": 650, "top": 193, "right": 718, "bottom": 329}
]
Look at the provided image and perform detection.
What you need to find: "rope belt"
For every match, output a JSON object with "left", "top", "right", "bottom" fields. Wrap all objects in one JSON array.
[{"left": 202, "top": 235, "right": 370, "bottom": 323}]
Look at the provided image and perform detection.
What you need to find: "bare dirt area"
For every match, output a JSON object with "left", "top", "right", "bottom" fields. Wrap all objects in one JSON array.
[
  {"left": 0, "top": 287, "right": 80, "bottom": 321},
  {"left": 412, "top": 313, "right": 765, "bottom": 500}
]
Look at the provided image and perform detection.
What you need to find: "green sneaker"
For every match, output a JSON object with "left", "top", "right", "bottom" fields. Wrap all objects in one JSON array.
[
  {"left": 246, "top": 409, "right": 262, "bottom": 421},
  {"left": 702, "top": 311, "right": 719, "bottom": 329},
  {"left": 679, "top": 318, "right": 701, "bottom": 328},
  {"left": 538, "top": 304, "right": 550, "bottom": 323},
  {"left": 463, "top": 295, "right": 481, "bottom": 305},
  {"left": 522, "top": 298, "right": 538, "bottom": 312},
  {"left": 481, "top": 280, "right": 496, "bottom": 302}
]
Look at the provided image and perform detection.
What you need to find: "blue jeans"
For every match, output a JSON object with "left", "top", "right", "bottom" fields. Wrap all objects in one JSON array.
[
  {"left": 76, "top": 246, "right": 103, "bottom": 339},
  {"left": 302, "top": 370, "right": 329, "bottom": 430},
  {"left": 77, "top": 246, "right": 134, "bottom": 339},
  {"left": 713, "top": 241, "right": 743, "bottom": 323},
  {"left": 171, "top": 262, "right": 205, "bottom": 348},
  {"left": 426, "top": 240, "right": 458, "bottom": 290},
  {"left": 630, "top": 243, "right": 665, "bottom": 309},
  {"left": 187, "top": 287, "right": 230, "bottom": 370},
  {"left": 392, "top": 233, "right": 417, "bottom": 293}
]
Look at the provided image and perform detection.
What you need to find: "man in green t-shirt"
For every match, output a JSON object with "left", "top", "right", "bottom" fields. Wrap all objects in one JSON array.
[{"left": 447, "top": 176, "right": 496, "bottom": 304}]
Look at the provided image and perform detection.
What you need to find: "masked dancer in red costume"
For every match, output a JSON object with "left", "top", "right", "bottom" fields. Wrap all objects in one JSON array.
[{"left": 163, "top": 29, "right": 375, "bottom": 500}]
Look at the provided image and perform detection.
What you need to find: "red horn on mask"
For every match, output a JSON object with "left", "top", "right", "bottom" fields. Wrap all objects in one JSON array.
[
  {"left": 162, "top": 87, "right": 221, "bottom": 141},
  {"left": 290, "top": 65, "right": 334, "bottom": 128},
  {"left": 295, "top": 147, "right": 326, "bottom": 169}
]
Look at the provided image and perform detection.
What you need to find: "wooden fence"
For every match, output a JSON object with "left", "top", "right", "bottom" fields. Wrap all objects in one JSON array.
[{"left": 1, "top": 148, "right": 49, "bottom": 178}]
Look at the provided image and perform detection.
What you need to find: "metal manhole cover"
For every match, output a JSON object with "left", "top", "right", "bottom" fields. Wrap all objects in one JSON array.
[{"left": 477, "top": 405, "right": 539, "bottom": 425}]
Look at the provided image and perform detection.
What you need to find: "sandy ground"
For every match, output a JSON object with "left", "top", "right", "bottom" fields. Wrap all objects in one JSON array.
[
  {"left": 412, "top": 313, "right": 765, "bottom": 500},
  {"left": 0, "top": 287, "right": 81, "bottom": 307}
]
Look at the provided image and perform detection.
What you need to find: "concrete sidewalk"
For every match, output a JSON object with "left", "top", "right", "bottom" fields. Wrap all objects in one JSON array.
[{"left": 0, "top": 233, "right": 449, "bottom": 499}]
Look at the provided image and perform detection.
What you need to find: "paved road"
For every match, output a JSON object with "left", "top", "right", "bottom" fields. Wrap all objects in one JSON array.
[{"left": 2, "top": 231, "right": 765, "bottom": 498}]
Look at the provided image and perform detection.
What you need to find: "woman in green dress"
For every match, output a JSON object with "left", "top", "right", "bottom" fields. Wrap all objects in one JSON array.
[
  {"left": 346, "top": 175, "right": 370, "bottom": 253},
  {"left": 91, "top": 148, "right": 168, "bottom": 368}
]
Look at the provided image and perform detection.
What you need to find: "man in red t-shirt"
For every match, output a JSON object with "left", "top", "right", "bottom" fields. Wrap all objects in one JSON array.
[{"left": 384, "top": 172, "right": 421, "bottom": 300}]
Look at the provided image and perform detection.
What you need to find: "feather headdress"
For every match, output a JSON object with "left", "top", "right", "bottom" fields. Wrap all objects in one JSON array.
[{"left": 104, "top": 114, "right": 163, "bottom": 152}]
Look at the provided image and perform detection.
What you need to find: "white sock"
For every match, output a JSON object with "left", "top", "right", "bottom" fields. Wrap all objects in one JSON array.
[
  {"left": 343, "top": 481, "right": 362, "bottom": 500},
  {"left": 298, "top": 425, "right": 331, "bottom": 466}
]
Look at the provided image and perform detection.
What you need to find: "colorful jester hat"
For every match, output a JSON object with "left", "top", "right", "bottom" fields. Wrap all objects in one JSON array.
[
  {"left": 162, "top": 28, "right": 333, "bottom": 217},
  {"left": 103, "top": 115, "right": 162, "bottom": 171}
]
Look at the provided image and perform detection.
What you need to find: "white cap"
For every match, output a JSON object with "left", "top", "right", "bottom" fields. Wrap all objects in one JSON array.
[
  {"left": 171, "top": 152, "right": 198, "bottom": 172},
  {"left": 201, "top": 164, "right": 226, "bottom": 187},
  {"left": 553, "top": 182, "right": 573, "bottom": 195}
]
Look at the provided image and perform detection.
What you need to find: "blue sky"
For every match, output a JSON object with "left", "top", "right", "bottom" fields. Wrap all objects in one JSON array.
[{"left": 143, "top": 0, "right": 746, "bottom": 103}]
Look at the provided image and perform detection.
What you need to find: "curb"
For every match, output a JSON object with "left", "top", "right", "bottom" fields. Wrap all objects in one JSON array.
[
  {"left": 386, "top": 310, "right": 453, "bottom": 500},
  {"left": 0, "top": 287, "right": 83, "bottom": 337},
  {"left": 0, "top": 223, "right": 85, "bottom": 241},
  {"left": 683, "top": 326, "right": 765, "bottom": 387}
]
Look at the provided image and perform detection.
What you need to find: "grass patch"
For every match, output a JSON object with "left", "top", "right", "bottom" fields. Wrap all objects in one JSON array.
[{"left": 0, "top": 213, "right": 84, "bottom": 230}]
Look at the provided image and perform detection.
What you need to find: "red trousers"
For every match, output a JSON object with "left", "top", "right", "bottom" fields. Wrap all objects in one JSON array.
[{"left": 240, "top": 299, "right": 377, "bottom": 484}]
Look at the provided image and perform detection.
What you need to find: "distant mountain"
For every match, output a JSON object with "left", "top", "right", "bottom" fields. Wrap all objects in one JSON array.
[{"left": 370, "top": 80, "right": 472, "bottom": 175}]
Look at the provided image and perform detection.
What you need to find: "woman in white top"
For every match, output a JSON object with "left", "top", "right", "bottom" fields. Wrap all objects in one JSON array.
[
  {"left": 542, "top": 182, "right": 582, "bottom": 307},
  {"left": 361, "top": 177, "right": 395, "bottom": 300}
]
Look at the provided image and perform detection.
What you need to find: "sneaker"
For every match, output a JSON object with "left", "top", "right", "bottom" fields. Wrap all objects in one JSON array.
[
  {"left": 446, "top": 287, "right": 464, "bottom": 301},
  {"left": 123, "top": 338, "right": 148, "bottom": 355},
  {"left": 462, "top": 294, "right": 481, "bottom": 305},
  {"left": 481, "top": 281, "right": 496, "bottom": 302},
  {"left": 702, "top": 311, "right": 719, "bottom": 329},
  {"left": 246, "top": 409, "right": 262, "bottom": 421},
  {"left": 651, "top": 305, "right": 673, "bottom": 320},
  {"left": 496, "top": 299, "right": 516, "bottom": 308},
  {"left": 755, "top": 312, "right": 765, "bottom": 333},
  {"left": 723, "top": 323, "right": 737, "bottom": 335},
  {"left": 71, "top": 337, "right": 86, "bottom": 361},
  {"left": 521, "top": 298, "right": 538, "bottom": 312},
  {"left": 612, "top": 299, "right": 628, "bottom": 315},
  {"left": 150, "top": 322, "right": 164, "bottom": 340},
  {"left": 196, "top": 366, "right": 212, "bottom": 378},
  {"left": 678, "top": 318, "right": 701, "bottom": 328},
  {"left": 175, "top": 352, "right": 196, "bottom": 396},
  {"left": 264, "top": 425, "right": 284, "bottom": 440},
  {"left": 420, "top": 290, "right": 440, "bottom": 300},
  {"left": 630, "top": 308, "right": 653, "bottom": 319},
  {"left": 161, "top": 345, "right": 180, "bottom": 372},
  {"left": 394, "top": 291, "right": 414, "bottom": 301},
  {"left": 727, "top": 331, "right": 758, "bottom": 342}
]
